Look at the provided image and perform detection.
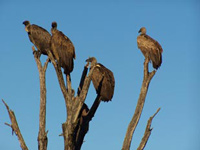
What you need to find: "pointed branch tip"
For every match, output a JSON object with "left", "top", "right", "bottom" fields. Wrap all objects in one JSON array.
[
  {"left": 2, "top": 99, "right": 9, "bottom": 111},
  {"left": 4, "top": 122, "right": 12, "bottom": 127},
  {"left": 152, "top": 107, "right": 161, "bottom": 118}
]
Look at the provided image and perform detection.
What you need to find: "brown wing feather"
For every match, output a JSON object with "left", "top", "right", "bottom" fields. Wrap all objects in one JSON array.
[
  {"left": 91, "top": 64, "right": 115, "bottom": 101},
  {"left": 137, "top": 34, "right": 163, "bottom": 69},
  {"left": 28, "top": 24, "right": 51, "bottom": 55},
  {"left": 51, "top": 30, "right": 75, "bottom": 74},
  {"left": 63, "top": 34, "right": 76, "bottom": 59}
]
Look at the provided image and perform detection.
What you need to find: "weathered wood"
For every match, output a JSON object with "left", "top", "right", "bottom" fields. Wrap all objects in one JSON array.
[
  {"left": 74, "top": 103, "right": 89, "bottom": 150},
  {"left": 48, "top": 50, "right": 75, "bottom": 150},
  {"left": 32, "top": 46, "right": 49, "bottom": 150},
  {"left": 87, "top": 95, "right": 101, "bottom": 120},
  {"left": 2, "top": 99, "right": 28, "bottom": 150},
  {"left": 47, "top": 51, "right": 112, "bottom": 150},
  {"left": 77, "top": 64, "right": 89, "bottom": 96},
  {"left": 74, "top": 95, "right": 101, "bottom": 150},
  {"left": 122, "top": 58, "right": 156, "bottom": 150},
  {"left": 137, "top": 108, "right": 160, "bottom": 150},
  {"left": 47, "top": 50, "right": 68, "bottom": 111},
  {"left": 72, "top": 65, "right": 95, "bottom": 124}
]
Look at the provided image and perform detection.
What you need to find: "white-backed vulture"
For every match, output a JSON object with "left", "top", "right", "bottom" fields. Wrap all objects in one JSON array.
[
  {"left": 86, "top": 57, "right": 115, "bottom": 102},
  {"left": 23, "top": 20, "right": 51, "bottom": 56},
  {"left": 50, "top": 22, "right": 76, "bottom": 74},
  {"left": 137, "top": 27, "right": 163, "bottom": 69}
]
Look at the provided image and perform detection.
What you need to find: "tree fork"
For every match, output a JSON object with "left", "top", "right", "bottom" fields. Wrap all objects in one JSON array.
[
  {"left": 32, "top": 46, "right": 49, "bottom": 150},
  {"left": 137, "top": 108, "right": 161, "bottom": 150},
  {"left": 122, "top": 58, "right": 156, "bottom": 150}
]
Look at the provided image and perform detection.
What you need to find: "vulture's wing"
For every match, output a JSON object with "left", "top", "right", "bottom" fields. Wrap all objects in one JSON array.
[
  {"left": 137, "top": 34, "right": 163, "bottom": 69},
  {"left": 29, "top": 24, "right": 51, "bottom": 55}
]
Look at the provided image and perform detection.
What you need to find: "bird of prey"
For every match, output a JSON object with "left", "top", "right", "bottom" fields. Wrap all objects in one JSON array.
[
  {"left": 51, "top": 22, "right": 76, "bottom": 74},
  {"left": 137, "top": 27, "right": 163, "bottom": 69},
  {"left": 86, "top": 57, "right": 115, "bottom": 102},
  {"left": 23, "top": 20, "right": 51, "bottom": 56}
]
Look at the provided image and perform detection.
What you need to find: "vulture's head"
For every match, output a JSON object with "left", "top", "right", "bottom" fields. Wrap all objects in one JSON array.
[
  {"left": 86, "top": 57, "right": 97, "bottom": 68},
  {"left": 52, "top": 22, "right": 57, "bottom": 28},
  {"left": 23, "top": 20, "right": 30, "bottom": 26},
  {"left": 138, "top": 27, "right": 146, "bottom": 34},
  {"left": 51, "top": 22, "right": 57, "bottom": 34},
  {"left": 23, "top": 20, "right": 30, "bottom": 32}
]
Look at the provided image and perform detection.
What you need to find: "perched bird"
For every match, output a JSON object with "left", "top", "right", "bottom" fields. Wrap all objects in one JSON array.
[
  {"left": 51, "top": 22, "right": 76, "bottom": 75},
  {"left": 23, "top": 20, "right": 51, "bottom": 56},
  {"left": 137, "top": 27, "right": 163, "bottom": 69},
  {"left": 86, "top": 57, "right": 115, "bottom": 102}
]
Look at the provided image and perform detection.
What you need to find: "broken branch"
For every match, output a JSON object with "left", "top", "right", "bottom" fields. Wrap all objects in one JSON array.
[
  {"left": 2, "top": 99, "right": 28, "bottom": 150},
  {"left": 137, "top": 108, "right": 161, "bottom": 150}
]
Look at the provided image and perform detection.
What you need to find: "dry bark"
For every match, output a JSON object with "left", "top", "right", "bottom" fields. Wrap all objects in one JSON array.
[
  {"left": 2, "top": 46, "right": 50, "bottom": 150},
  {"left": 32, "top": 46, "right": 49, "bottom": 150},
  {"left": 137, "top": 108, "right": 161, "bottom": 150},
  {"left": 122, "top": 58, "right": 156, "bottom": 150},
  {"left": 2, "top": 99, "right": 28, "bottom": 150},
  {"left": 3, "top": 42, "right": 161, "bottom": 150},
  {"left": 48, "top": 50, "right": 102, "bottom": 150}
]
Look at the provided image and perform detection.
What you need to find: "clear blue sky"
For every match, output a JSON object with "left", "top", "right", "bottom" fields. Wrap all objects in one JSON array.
[{"left": 0, "top": 0, "right": 199, "bottom": 150}]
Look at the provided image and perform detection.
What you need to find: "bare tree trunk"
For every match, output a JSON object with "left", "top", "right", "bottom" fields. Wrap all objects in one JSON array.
[
  {"left": 4, "top": 45, "right": 105, "bottom": 150},
  {"left": 32, "top": 47, "right": 50, "bottom": 150},
  {"left": 48, "top": 50, "right": 105, "bottom": 150},
  {"left": 122, "top": 58, "right": 156, "bottom": 150},
  {"left": 37, "top": 69, "right": 48, "bottom": 150},
  {"left": 47, "top": 51, "right": 97, "bottom": 150},
  {"left": 61, "top": 65, "right": 98, "bottom": 150},
  {"left": 62, "top": 121, "right": 76, "bottom": 150}
]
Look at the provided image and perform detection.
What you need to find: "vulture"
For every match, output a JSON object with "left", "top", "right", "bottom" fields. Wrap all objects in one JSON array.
[
  {"left": 23, "top": 20, "right": 51, "bottom": 56},
  {"left": 86, "top": 57, "right": 115, "bottom": 102},
  {"left": 51, "top": 22, "right": 76, "bottom": 75},
  {"left": 137, "top": 27, "right": 163, "bottom": 69}
]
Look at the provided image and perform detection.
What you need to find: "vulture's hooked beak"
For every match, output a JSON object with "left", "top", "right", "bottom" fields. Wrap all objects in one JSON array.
[
  {"left": 85, "top": 58, "right": 90, "bottom": 62},
  {"left": 85, "top": 58, "right": 92, "bottom": 68},
  {"left": 138, "top": 29, "right": 141, "bottom": 33},
  {"left": 22, "top": 20, "right": 29, "bottom": 26},
  {"left": 85, "top": 57, "right": 92, "bottom": 63},
  {"left": 85, "top": 57, "right": 97, "bottom": 68},
  {"left": 85, "top": 58, "right": 91, "bottom": 68},
  {"left": 22, "top": 21, "right": 26, "bottom": 25}
]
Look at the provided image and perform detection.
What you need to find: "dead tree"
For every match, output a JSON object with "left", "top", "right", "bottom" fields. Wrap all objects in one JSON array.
[
  {"left": 3, "top": 38, "right": 161, "bottom": 150},
  {"left": 122, "top": 58, "right": 160, "bottom": 150},
  {"left": 2, "top": 46, "right": 50, "bottom": 150},
  {"left": 47, "top": 50, "right": 104, "bottom": 150},
  {"left": 32, "top": 46, "right": 50, "bottom": 150},
  {"left": 3, "top": 44, "right": 102, "bottom": 150},
  {"left": 2, "top": 99, "right": 28, "bottom": 150}
]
